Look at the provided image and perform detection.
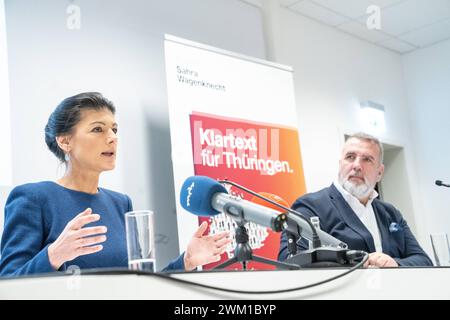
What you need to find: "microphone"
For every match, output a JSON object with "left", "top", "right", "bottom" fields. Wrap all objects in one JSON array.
[
  {"left": 180, "top": 176, "right": 288, "bottom": 232},
  {"left": 180, "top": 176, "right": 354, "bottom": 268},
  {"left": 435, "top": 180, "right": 450, "bottom": 188},
  {"left": 179, "top": 176, "right": 347, "bottom": 248}
]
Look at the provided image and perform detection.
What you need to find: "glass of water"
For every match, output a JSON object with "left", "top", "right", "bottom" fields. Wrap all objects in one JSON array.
[
  {"left": 125, "top": 210, "right": 155, "bottom": 272},
  {"left": 430, "top": 232, "right": 450, "bottom": 267}
]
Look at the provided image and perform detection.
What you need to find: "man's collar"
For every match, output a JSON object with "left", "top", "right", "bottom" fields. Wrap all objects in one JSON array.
[{"left": 333, "top": 180, "right": 378, "bottom": 207}]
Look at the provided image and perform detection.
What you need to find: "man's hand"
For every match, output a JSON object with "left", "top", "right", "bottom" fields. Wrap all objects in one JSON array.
[{"left": 364, "top": 252, "right": 398, "bottom": 268}]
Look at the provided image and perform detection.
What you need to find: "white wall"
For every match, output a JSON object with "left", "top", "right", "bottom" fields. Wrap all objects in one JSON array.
[
  {"left": 402, "top": 39, "right": 450, "bottom": 243},
  {"left": 2, "top": 0, "right": 265, "bottom": 269},
  {"left": 0, "top": 0, "right": 12, "bottom": 187},
  {"left": 382, "top": 147, "right": 417, "bottom": 233},
  {"left": 268, "top": 7, "right": 426, "bottom": 245}
]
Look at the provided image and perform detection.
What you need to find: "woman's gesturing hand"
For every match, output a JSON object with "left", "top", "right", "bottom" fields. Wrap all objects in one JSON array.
[
  {"left": 184, "top": 221, "right": 231, "bottom": 271},
  {"left": 48, "top": 208, "right": 107, "bottom": 270}
]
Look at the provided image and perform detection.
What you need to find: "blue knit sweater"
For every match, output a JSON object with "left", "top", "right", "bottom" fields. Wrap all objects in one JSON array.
[{"left": 0, "top": 182, "right": 184, "bottom": 277}]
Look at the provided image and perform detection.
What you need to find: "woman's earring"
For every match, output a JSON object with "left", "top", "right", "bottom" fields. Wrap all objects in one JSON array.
[{"left": 65, "top": 153, "right": 70, "bottom": 162}]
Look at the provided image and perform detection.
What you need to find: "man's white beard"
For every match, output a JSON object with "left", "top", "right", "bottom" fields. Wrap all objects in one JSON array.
[{"left": 341, "top": 179, "right": 373, "bottom": 199}]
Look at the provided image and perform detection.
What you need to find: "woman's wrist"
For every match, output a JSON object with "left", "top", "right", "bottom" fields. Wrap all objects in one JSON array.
[
  {"left": 183, "top": 252, "right": 196, "bottom": 271},
  {"left": 47, "top": 243, "right": 62, "bottom": 270}
]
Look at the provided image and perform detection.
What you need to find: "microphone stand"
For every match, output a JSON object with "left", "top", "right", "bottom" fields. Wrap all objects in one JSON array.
[
  {"left": 284, "top": 218, "right": 364, "bottom": 268},
  {"left": 214, "top": 221, "right": 300, "bottom": 271},
  {"left": 215, "top": 179, "right": 365, "bottom": 269},
  {"left": 285, "top": 246, "right": 362, "bottom": 268}
]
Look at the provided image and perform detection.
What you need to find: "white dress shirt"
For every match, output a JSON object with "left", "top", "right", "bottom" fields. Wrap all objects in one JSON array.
[{"left": 333, "top": 181, "right": 383, "bottom": 252}]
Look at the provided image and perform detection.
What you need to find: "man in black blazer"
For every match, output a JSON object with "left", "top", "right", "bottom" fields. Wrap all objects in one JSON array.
[{"left": 279, "top": 133, "right": 432, "bottom": 267}]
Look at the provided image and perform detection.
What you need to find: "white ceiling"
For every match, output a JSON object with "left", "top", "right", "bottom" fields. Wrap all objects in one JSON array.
[{"left": 278, "top": 0, "right": 450, "bottom": 54}]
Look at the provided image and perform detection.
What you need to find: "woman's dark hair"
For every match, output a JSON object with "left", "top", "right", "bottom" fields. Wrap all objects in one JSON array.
[{"left": 45, "top": 92, "right": 116, "bottom": 162}]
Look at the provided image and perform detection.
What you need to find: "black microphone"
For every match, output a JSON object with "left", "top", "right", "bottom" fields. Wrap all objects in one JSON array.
[{"left": 435, "top": 180, "right": 450, "bottom": 188}]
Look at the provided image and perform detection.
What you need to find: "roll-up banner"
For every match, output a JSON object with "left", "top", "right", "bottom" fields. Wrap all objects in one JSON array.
[{"left": 165, "top": 35, "right": 306, "bottom": 270}]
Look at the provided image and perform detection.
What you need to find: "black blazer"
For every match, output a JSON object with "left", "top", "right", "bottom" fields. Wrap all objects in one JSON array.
[{"left": 279, "top": 184, "right": 432, "bottom": 266}]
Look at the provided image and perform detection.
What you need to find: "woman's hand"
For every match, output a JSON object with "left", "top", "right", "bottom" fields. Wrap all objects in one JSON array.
[
  {"left": 184, "top": 221, "right": 231, "bottom": 271},
  {"left": 48, "top": 208, "right": 107, "bottom": 270}
]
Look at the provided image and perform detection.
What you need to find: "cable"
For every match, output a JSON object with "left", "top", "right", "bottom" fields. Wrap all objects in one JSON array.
[
  {"left": 147, "top": 251, "right": 369, "bottom": 295},
  {"left": 78, "top": 255, "right": 369, "bottom": 295}
]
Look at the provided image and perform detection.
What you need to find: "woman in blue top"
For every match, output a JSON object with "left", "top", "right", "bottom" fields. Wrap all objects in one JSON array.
[{"left": 0, "top": 92, "right": 230, "bottom": 277}]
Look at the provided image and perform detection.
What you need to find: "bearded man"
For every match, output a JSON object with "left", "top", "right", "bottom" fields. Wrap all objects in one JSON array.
[{"left": 278, "top": 132, "right": 432, "bottom": 267}]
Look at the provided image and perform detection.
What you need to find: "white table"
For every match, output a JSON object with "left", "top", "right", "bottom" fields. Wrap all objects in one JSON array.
[{"left": 0, "top": 267, "right": 449, "bottom": 299}]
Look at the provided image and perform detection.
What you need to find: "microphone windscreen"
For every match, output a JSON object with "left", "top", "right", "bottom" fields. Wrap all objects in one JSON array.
[
  {"left": 250, "top": 192, "right": 289, "bottom": 213},
  {"left": 436, "top": 180, "right": 442, "bottom": 186},
  {"left": 180, "top": 176, "right": 228, "bottom": 216}
]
